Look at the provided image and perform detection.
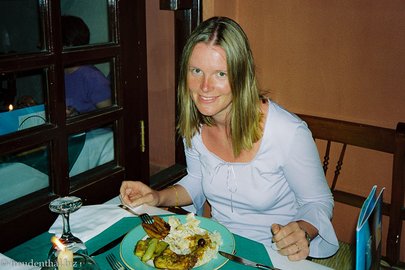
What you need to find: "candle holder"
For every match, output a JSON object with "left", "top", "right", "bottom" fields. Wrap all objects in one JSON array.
[
  {"left": 45, "top": 196, "right": 100, "bottom": 270},
  {"left": 47, "top": 196, "right": 87, "bottom": 262}
]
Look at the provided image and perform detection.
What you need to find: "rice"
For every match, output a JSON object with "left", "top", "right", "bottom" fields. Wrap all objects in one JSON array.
[
  {"left": 163, "top": 213, "right": 223, "bottom": 266},
  {"left": 196, "top": 231, "right": 222, "bottom": 266}
]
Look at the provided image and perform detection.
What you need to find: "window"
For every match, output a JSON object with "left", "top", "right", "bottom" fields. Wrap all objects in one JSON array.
[{"left": 0, "top": 0, "right": 148, "bottom": 251}]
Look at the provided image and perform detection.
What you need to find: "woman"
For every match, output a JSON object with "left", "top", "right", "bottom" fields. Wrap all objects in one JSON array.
[{"left": 121, "top": 16, "right": 339, "bottom": 261}]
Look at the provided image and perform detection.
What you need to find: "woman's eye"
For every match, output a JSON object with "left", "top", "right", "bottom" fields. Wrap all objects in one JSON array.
[
  {"left": 218, "top": 71, "right": 227, "bottom": 77},
  {"left": 191, "top": 68, "right": 202, "bottom": 75}
]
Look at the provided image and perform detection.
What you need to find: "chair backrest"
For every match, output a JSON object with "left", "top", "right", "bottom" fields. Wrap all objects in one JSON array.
[{"left": 297, "top": 113, "right": 405, "bottom": 266}]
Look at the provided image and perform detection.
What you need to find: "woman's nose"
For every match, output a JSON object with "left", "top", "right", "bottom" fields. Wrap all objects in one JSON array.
[{"left": 200, "top": 76, "right": 211, "bottom": 92}]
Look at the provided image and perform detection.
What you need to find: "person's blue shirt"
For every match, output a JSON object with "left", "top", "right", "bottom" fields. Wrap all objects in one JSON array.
[{"left": 65, "top": 65, "right": 111, "bottom": 114}]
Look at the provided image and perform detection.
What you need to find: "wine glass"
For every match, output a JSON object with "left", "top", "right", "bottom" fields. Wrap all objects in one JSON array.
[
  {"left": 70, "top": 253, "right": 100, "bottom": 270},
  {"left": 48, "top": 196, "right": 87, "bottom": 261}
]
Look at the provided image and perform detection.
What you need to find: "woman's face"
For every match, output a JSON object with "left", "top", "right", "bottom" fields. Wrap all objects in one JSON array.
[{"left": 187, "top": 42, "right": 232, "bottom": 122}]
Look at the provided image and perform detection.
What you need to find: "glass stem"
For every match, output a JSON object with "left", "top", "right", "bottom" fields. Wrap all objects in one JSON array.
[{"left": 61, "top": 212, "right": 73, "bottom": 239}]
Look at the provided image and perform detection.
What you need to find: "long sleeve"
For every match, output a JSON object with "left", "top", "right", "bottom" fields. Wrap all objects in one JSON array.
[
  {"left": 283, "top": 124, "right": 339, "bottom": 258},
  {"left": 177, "top": 139, "right": 206, "bottom": 214}
]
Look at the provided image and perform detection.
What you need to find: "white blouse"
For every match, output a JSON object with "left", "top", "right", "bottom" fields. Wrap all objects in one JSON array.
[{"left": 178, "top": 101, "right": 339, "bottom": 258}]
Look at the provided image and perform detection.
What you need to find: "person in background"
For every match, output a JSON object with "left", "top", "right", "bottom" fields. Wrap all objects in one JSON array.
[
  {"left": 61, "top": 15, "right": 111, "bottom": 117},
  {"left": 16, "top": 95, "right": 36, "bottom": 108},
  {"left": 120, "top": 16, "right": 339, "bottom": 261}
]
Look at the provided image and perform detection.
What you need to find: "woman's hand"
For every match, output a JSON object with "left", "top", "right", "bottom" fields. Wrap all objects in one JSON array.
[
  {"left": 271, "top": 221, "right": 316, "bottom": 261},
  {"left": 119, "top": 181, "right": 160, "bottom": 207}
]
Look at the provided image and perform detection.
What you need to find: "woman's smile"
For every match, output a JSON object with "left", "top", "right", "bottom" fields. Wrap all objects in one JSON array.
[{"left": 199, "top": 95, "right": 218, "bottom": 102}]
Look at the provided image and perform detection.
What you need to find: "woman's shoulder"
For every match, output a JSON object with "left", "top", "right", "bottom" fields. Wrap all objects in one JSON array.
[
  {"left": 260, "top": 100, "right": 309, "bottom": 149},
  {"left": 266, "top": 100, "right": 304, "bottom": 128},
  {"left": 254, "top": 101, "right": 310, "bottom": 162}
]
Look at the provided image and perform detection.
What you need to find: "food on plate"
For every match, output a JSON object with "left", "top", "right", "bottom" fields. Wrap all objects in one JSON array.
[
  {"left": 142, "top": 215, "right": 171, "bottom": 239},
  {"left": 142, "top": 238, "right": 158, "bottom": 262},
  {"left": 153, "top": 247, "right": 198, "bottom": 269},
  {"left": 135, "top": 238, "right": 169, "bottom": 262},
  {"left": 135, "top": 238, "right": 149, "bottom": 258},
  {"left": 134, "top": 213, "right": 222, "bottom": 269},
  {"left": 154, "top": 240, "right": 170, "bottom": 257}
]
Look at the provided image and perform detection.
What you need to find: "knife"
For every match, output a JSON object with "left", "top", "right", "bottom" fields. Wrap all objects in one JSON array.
[
  {"left": 90, "top": 233, "right": 126, "bottom": 256},
  {"left": 219, "top": 250, "right": 281, "bottom": 270}
]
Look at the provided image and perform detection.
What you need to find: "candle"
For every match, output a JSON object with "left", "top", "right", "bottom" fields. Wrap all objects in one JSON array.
[
  {"left": 57, "top": 248, "right": 73, "bottom": 270},
  {"left": 51, "top": 236, "right": 73, "bottom": 270},
  {"left": 8, "top": 104, "right": 13, "bottom": 111}
]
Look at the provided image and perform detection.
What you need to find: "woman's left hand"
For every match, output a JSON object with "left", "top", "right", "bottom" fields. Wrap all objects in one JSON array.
[{"left": 271, "top": 221, "right": 313, "bottom": 261}]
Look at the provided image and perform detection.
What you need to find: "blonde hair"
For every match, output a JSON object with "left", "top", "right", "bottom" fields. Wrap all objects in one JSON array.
[{"left": 177, "top": 17, "right": 263, "bottom": 157}]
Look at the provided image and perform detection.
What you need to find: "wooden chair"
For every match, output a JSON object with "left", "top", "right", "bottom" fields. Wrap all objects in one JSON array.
[{"left": 297, "top": 114, "right": 405, "bottom": 268}]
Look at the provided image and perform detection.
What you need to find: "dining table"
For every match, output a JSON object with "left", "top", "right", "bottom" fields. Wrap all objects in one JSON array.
[{"left": 2, "top": 196, "right": 333, "bottom": 270}]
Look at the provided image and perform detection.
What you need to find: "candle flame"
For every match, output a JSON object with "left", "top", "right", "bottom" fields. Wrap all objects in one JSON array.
[
  {"left": 8, "top": 104, "right": 13, "bottom": 111},
  {"left": 51, "top": 236, "right": 66, "bottom": 251}
]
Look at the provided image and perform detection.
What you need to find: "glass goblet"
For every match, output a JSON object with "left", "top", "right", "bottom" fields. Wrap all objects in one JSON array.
[
  {"left": 71, "top": 253, "right": 100, "bottom": 270},
  {"left": 48, "top": 196, "right": 87, "bottom": 261}
]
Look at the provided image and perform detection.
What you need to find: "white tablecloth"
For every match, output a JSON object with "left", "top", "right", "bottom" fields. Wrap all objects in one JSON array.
[
  {"left": 49, "top": 201, "right": 171, "bottom": 243},
  {"left": 266, "top": 246, "right": 333, "bottom": 269}
]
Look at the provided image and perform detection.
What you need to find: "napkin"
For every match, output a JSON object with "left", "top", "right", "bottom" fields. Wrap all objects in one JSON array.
[
  {"left": 49, "top": 204, "right": 172, "bottom": 242},
  {"left": 0, "top": 253, "right": 40, "bottom": 270},
  {"left": 265, "top": 245, "right": 333, "bottom": 270}
]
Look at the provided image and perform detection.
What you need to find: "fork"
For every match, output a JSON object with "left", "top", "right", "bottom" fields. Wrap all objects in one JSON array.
[
  {"left": 118, "top": 204, "right": 138, "bottom": 216},
  {"left": 140, "top": 213, "right": 154, "bottom": 224},
  {"left": 118, "top": 204, "right": 154, "bottom": 224},
  {"left": 106, "top": 253, "right": 127, "bottom": 270}
]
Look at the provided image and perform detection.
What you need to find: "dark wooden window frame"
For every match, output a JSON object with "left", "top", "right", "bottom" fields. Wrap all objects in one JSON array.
[
  {"left": 0, "top": 0, "right": 149, "bottom": 252},
  {"left": 151, "top": 0, "right": 201, "bottom": 190}
]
